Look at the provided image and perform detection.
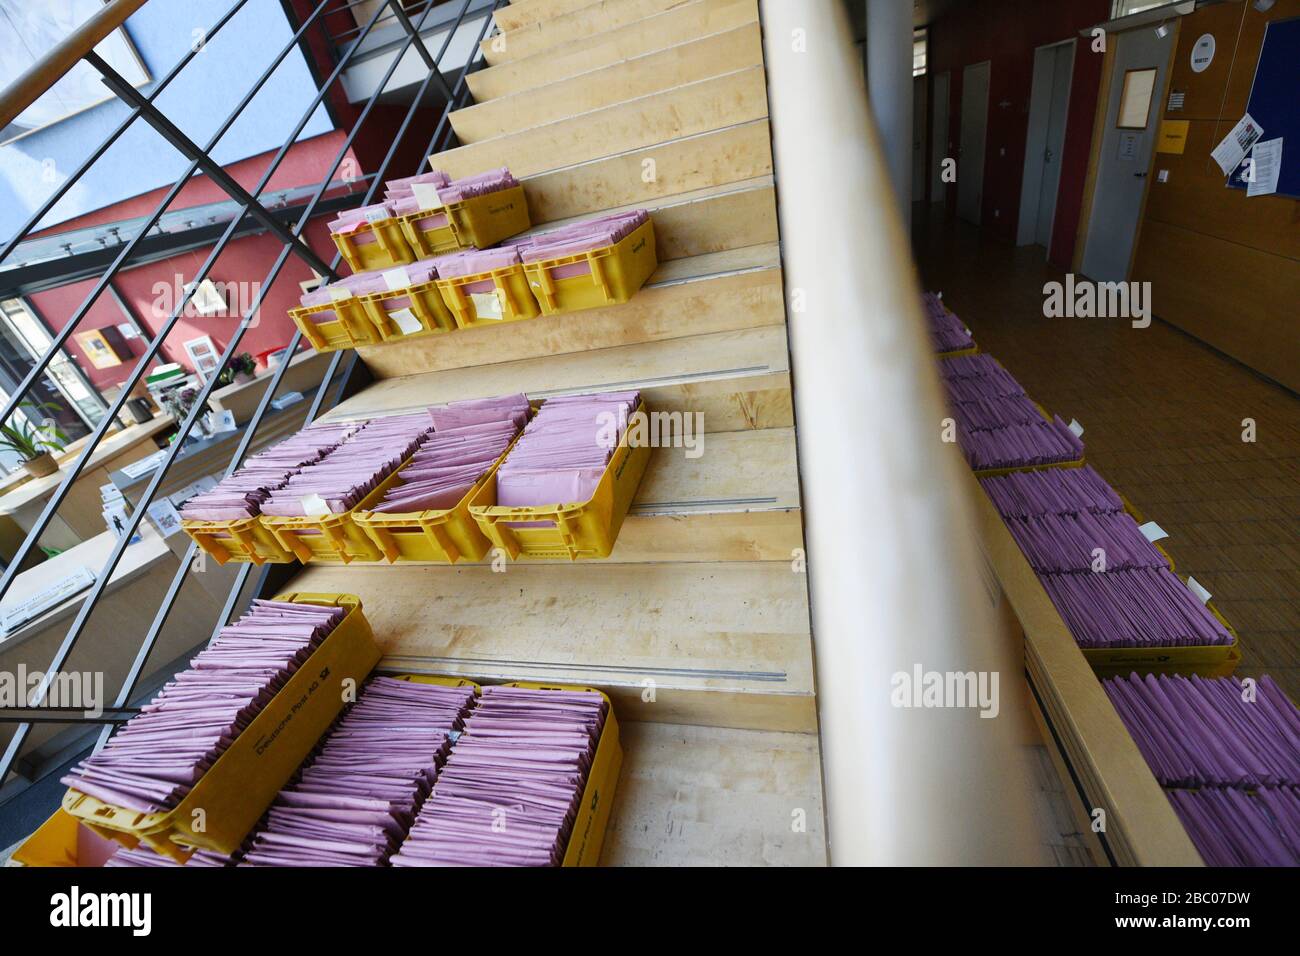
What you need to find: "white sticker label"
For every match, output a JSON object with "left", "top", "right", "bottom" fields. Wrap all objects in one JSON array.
[
  {"left": 382, "top": 267, "right": 411, "bottom": 292},
  {"left": 389, "top": 309, "right": 422, "bottom": 335},
  {"left": 364, "top": 206, "right": 390, "bottom": 223},
  {"left": 411, "top": 183, "right": 445, "bottom": 211},
  {"left": 470, "top": 290, "right": 505, "bottom": 320},
  {"left": 328, "top": 286, "right": 353, "bottom": 302},
  {"left": 1186, "top": 576, "right": 1212, "bottom": 605},
  {"left": 300, "top": 493, "right": 331, "bottom": 516},
  {"left": 1138, "top": 520, "right": 1169, "bottom": 543},
  {"left": 1067, "top": 418, "right": 1084, "bottom": 438}
]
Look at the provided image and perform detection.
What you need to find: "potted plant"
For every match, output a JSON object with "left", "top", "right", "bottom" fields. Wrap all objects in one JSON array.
[
  {"left": 219, "top": 352, "right": 257, "bottom": 386},
  {"left": 1, "top": 403, "right": 70, "bottom": 478}
]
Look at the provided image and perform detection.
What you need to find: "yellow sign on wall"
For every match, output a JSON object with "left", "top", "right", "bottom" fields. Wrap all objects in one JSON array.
[{"left": 1156, "top": 119, "right": 1191, "bottom": 154}]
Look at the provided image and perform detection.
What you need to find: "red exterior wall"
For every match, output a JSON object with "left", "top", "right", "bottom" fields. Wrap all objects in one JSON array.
[{"left": 927, "top": 0, "right": 1110, "bottom": 266}]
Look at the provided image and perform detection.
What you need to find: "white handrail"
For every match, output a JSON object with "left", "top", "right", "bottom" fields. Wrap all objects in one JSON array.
[{"left": 761, "top": 0, "right": 1045, "bottom": 865}]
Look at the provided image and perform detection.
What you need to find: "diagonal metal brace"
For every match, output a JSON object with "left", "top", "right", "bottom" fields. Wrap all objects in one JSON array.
[{"left": 84, "top": 49, "right": 340, "bottom": 281}]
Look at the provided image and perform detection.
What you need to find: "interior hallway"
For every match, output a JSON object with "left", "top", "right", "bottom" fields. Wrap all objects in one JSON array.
[{"left": 913, "top": 206, "right": 1300, "bottom": 705}]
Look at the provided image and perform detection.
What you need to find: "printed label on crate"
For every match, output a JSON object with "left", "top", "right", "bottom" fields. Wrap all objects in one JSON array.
[
  {"left": 328, "top": 286, "right": 353, "bottom": 301},
  {"left": 300, "top": 493, "right": 331, "bottom": 516},
  {"left": 364, "top": 207, "right": 391, "bottom": 223},
  {"left": 389, "top": 308, "right": 422, "bottom": 335},
  {"left": 412, "top": 183, "right": 444, "bottom": 211},
  {"left": 470, "top": 290, "right": 505, "bottom": 320},
  {"left": 382, "top": 267, "right": 410, "bottom": 292},
  {"left": 1067, "top": 418, "right": 1084, "bottom": 438}
]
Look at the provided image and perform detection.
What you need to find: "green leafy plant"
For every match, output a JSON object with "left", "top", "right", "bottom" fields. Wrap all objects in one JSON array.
[
  {"left": 216, "top": 352, "right": 256, "bottom": 387},
  {"left": 0, "top": 402, "right": 69, "bottom": 462}
]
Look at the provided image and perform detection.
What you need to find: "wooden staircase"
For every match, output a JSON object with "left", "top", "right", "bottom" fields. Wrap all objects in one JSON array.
[{"left": 289, "top": 0, "right": 827, "bottom": 865}]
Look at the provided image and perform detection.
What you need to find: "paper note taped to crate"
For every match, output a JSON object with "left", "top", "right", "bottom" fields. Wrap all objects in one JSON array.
[
  {"left": 1138, "top": 520, "right": 1168, "bottom": 543},
  {"left": 382, "top": 267, "right": 411, "bottom": 292},
  {"left": 364, "top": 206, "right": 391, "bottom": 223},
  {"left": 389, "top": 308, "right": 422, "bottom": 335},
  {"left": 412, "top": 183, "right": 444, "bottom": 211},
  {"left": 300, "top": 493, "right": 331, "bottom": 517},
  {"left": 470, "top": 290, "right": 505, "bottom": 320},
  {"left": 1186, "top": 575, "right": 1212, "bottom": 605}
]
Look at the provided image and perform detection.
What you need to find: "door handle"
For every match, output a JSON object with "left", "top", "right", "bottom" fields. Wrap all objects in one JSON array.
[{"left": 1134, "top": 172, "right": 1148, "bottom": 178}]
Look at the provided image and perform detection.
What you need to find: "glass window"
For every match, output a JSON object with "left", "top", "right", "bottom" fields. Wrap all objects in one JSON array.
[
  {"left": 913, "top": 29, "right": 927, "bottom": 77},
  {"left": 1117, "top": 68, "right": 1158, "bottom": 129}
]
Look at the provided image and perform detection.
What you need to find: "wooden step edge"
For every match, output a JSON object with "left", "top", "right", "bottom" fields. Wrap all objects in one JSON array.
[
  {"left": 602, "top": 721, "right": 828, "bottom": 866},
  {"left": 442, "top": 64, "right": 765, "bottom": 156},
  {"left": 451, "top": 21, "right": 764, "bottom": 143},
  {"left": 492, "top": 0, "right": 608, "bottom": 33},
  {"left": 468, "top": 0, "right": 759, "bottom": 101},
  {"left": 483, "top": 0, "right": 696, "bottom": 65},
  {"left": 375, "top": 656, "right": 817, "bottom": 733},
  {"left": 520, "top": 119, "right": 773, "bottom": 224}
]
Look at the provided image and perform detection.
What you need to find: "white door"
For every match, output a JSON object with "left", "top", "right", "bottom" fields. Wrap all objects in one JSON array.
[
  {"left": 1019, "top": 41, "right": 1075, "bottom": 250},
  {"left": 1081, "top": 28, "right": 1172, "bottom": 281},
  {"left": 958, "top": 61, "right": 990, "bottom": 225},
  {"left": 912, "top": 75, "right": 928, "bottom": 203},
  {"left": 930, "top": 71, "right": 950, "bottom": 202}
]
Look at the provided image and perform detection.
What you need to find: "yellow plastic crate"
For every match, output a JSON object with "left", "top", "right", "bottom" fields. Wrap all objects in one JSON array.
[
  {"left": 182, "top": 515, "right": 294, "bottom": 566},
  {"left": 497, "top": 680, "right": 620, "bottom": 867},
  {"left": 61, "top": 593, "right": 382, "bottom": 860},
  {"left": 469, "top": 400, "right": 651, "bottom": 560},
  {"left": 261, "top": 508, "right": 382, "bottom": 564},
  {"left": 288, "top": 292, "right": 384, "bottom": 352},
  {"left": 1083, "top": 589, "right": 1241, "bottom": 679},
  {"left": 436, "top": 262, "right": 540, "bottom": 330},
  {"left": 399, "top": 184, "right": 531, "bottom": 257},
  {"left": 7, "top": 809, "right": 124, "bottom": 868},
  {"left": 331, "top": 214, "right": 414, "bottom": 273},
  {"left": 351, "top": 443, "right": 515, "bottom": 564},
  {"left": 360, "top": 279, "right": 456, "bottom": 342},
  {"left": 523, "top": 218, "right": 657, "bottom": 315}
]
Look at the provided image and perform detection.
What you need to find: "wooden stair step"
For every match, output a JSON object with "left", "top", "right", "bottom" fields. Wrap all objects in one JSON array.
[
  {"left": 492, "top": 0, "right": 605, "bottom": 34},
  {"left": 484, "top": 0, "right": 701, "bottom": 65},
  {"left": 355, "top": 243, "right": 784, "bottom": 379},
  {"left": 470, "top": 0, "right": 757, "bottom": 101},
  {"left": 602, "top": 722, "right": 827, "bottom": 865},
  {"left": 433, "top": 67, "right": 767, "bottom": 179},
  {"left": 325, "top": 326, "right": 792, "bottom": 432},
  {"left": 289, "top": 561, "right": 817, "bottom": 732},
  {"left": 520, "top": 121, "right": 773, "bottom": 226},
  {"left": 452, "top": 23, "right": 762, "bottom": 143}
]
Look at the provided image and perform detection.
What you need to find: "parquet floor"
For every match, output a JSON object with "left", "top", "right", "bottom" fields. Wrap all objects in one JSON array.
[{"left": 914, "top": 206, "right": 1300, "bottom": 704}]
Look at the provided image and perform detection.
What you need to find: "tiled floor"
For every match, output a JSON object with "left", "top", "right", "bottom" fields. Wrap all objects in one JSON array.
[{"left": 913, "top": 207, "right": 1300, "bottom": 705}]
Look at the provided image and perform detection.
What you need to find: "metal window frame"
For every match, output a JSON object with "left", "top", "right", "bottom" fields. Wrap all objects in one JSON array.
[{"left": 0, "top": 0, "right": 501, "bottom": 789}]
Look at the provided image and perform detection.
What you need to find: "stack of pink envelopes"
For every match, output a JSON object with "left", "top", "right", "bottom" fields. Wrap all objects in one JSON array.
[
  {"left": 104, "top": 846, "right": 232, "bottom": 867},
  {"left": 368, "top": 394, "right": 530, "bottom": 513},
  {"left": 259, "top": 413, "right": 434, "bottom": 517},
  {"left": 61, "top": 600, "right": 345, "bottom": 813},
  {"left": 179, "top": 422, "right": 362, "bottom": 521},
  {"left": 391, "top": 685, "right": 607, "bottom": 866},
  {"left": 239, "top": 677, "right": 476, "bottom": 867},
  {"left": 492, "top": 391, "right": 639, "bottom": 509},
  {"left": 388, "top": 167, "right": 518, "bottom": 218}
]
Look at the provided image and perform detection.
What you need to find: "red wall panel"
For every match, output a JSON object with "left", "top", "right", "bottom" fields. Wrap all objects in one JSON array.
[{"left": 928, "top": 0, "right": 1109, "bottom": 265}]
